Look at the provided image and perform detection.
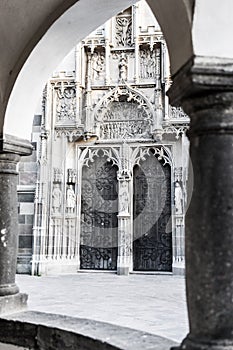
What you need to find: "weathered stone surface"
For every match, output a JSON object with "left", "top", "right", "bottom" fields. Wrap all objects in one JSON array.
[
  {"left": 0, "top": 153, "right": 21, "bottom": 297},
  {"left": 0, "top": 294, "right": 27, "bottom": 315},
  {"left": 0, "top": 343, "right": 26, "bottom": 350},
  {"left": 168, "top": 58, "right": 233, "bottom": 350},
  {"left": 0, "top": 311, "right": 177, "bottom": 350}
]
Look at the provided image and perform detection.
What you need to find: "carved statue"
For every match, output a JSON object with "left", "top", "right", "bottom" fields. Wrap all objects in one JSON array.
[
  {"left": 140, "top": 49, "right": 156, "bottom": 79},
  {"left": 92, "top": 52, "right": 105, "bottom": 81},
  {"left": 52, "top": 184, "right": 62, "bottom": 213},
  {"left": 66, "top": 185, "right": 76, "bottom": 213},
  {"left": 119, "top": 56, "right": 128, "bottom": 82},
  {"left": 119, "top": 181, "right": 129, "bottom": 214},
  {"left": 175, "top": 181, "right": 183, "bottom": 215}
]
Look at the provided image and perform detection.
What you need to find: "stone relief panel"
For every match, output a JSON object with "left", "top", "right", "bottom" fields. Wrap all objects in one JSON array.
[
  {"left": 91, "top": 51, "right": 105, "bottom": 83},
  {"left": 55, "top": 85, "right": 76, "bottom": 122},
  {"left": 94, "top": 86, "right": 154, "bottom": 140},
  {"left": 115, "top": 13, "right": 132, "bottom": 47},
  {"left": 99, "top": 101, "right": 151, "bottom": 140},
  {"left": 139, "top": 48, "right": 156, "bottom": 79}
]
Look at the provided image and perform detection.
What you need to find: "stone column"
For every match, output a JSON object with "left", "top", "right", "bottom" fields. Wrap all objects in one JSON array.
[
  {"left": 117, "top": 177, "right": 131, "bottom": 275},
  {"left": 0, "top": 135, "right": 32, "bottom": 314},
  {"left": 168, "top": 57, "right": 233, "bottom": 350},
  {"left": 117, "top": 213, "right": 131, "bottom": 275}
]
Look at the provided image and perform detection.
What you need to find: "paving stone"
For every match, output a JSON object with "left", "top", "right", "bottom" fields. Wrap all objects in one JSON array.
[{"left": 16, "top": 273, "right": 188, "bottom": 342}]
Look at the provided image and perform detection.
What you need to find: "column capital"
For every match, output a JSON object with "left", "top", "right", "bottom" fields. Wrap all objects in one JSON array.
[
  {"left": 168, "top": 56, "right": 233, "bottom": 138},
  {"left": 0, "top": 133, "right": 33, "bottom": 156},
  {"left": 168, "top": 55, "right": 233, "bottom": 107}
]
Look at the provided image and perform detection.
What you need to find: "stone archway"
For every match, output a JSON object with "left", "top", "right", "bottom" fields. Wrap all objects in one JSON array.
[
  {"left": 2, "top": 0, "right": 193, "bottom": 141},
  {"left": 2, "top": 1, "right": 233, "bottom": 350}
]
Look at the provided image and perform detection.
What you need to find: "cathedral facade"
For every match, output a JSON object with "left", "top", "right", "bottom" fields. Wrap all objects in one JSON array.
[{"left": 17, "top": 0, "right": 189, "bottom": 276}]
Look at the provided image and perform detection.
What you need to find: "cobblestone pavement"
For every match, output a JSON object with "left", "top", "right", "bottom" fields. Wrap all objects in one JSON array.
[{"left": 16, "top": 273, "right": 188, "bottom": 342}]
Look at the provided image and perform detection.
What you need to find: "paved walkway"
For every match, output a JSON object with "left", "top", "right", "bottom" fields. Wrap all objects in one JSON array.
[{"left": 16, "top": 273, "right": 188, "bottom": 343}]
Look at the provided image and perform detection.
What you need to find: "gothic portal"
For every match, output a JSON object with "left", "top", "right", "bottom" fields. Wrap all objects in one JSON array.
[{"left": 17, "top": 0, "right": 189, "bottom": 275}]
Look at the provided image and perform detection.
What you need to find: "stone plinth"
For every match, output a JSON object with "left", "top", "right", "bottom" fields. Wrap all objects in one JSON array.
[{"left": 0, "top": 294, "right": 27, "bottom": 316}]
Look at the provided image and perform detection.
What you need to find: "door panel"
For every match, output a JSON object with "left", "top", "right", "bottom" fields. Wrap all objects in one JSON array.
[
  {"left": 133, "top": 153, "right": 172, "bottom": 271},
  {"left": 80, "top": 156, "right": 118, "bottom": 270}
]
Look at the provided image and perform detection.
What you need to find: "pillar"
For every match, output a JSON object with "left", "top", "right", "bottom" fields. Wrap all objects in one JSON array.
[
  {"left": 168, "top": 56, "right": 233, "bottom": 350},
  {"left": 117, "top": 177, "right": 131, "bottom": 275},
  {"left": 0, "top": 135, "right": 32, "bottom": 314}
]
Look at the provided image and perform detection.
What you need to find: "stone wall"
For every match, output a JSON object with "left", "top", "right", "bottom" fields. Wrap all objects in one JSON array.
[{"left": 17, "top": 115, "right": 41, "bottom": 274}]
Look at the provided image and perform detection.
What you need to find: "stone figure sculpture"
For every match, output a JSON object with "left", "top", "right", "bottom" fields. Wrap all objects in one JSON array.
[
  {"left": 66, "top": 185, "right": 76, "bottom": 213},
  {"left": 175, "top": 181, "right": 183, "bottom": 215},
  {"left": 119, "top": 181, "right": 129, "bottom": 214},
  {"left": 52, "top": 184, "right": 62, "bottom": 213}
]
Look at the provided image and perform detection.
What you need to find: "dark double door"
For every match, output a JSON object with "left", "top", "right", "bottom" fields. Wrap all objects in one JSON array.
[
  {"left": 133, "top": 152, "right": 172, "bottom": 271},
  {"left": 80, "top": 150, "right": 172, "bottom": 272},
  {"left": 80, "top": 156, "right": 118, "bottom": 270}
]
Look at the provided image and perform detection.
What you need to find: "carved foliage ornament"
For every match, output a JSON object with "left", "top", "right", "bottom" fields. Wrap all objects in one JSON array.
[{"left": 115, "top": 15, "right": 132, "bottom": 47}]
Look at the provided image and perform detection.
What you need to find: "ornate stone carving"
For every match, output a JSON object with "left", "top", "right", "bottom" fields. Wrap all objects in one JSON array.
[
  {"left": 94, "top": 85, "right": 154, "bottom": 140},
  {"left": 55, "top": 84, "right": 76, "bottom": 122},
  {"left": 174, "top": 167, "right": 183, "bottom": 182},
  {"left": 52, "top": 184, "right": 62, "bottom": 214},
  {"left": 55, "top": 127, "right": 82, "bottom": 142},
  {"left": 138, "top": 33, "right": 164, "bottom": 50},
  {"left": 133, "top": 146, "right": 173, "bottom": 168},
  {"left": 118, "top": 181, "right": 130, "bottom": 215},
  {"left": 118, "top": 54, "right": 128, "bottom": 82},
  {"left": 115, "top": 15, "right": 132, "bottom": 47},
  {"left": 66, "top": 185, "right": 76, "bottom": 213},
  {"left": 140, "top": 48, "right": 156, "bottom": 79},
  {"left": 91, "top": 51, "right": 105, "bottom": 81},
  {"left": 169, "top": 106, "right": 189, "bottom": 121},
  {"left": 174, "top": 181, "right": 183, "bottom": 215},
  {"left": 67, "top": 169, "right": 76, "bottom": 184},
  {"left": 53, "top": 168, "right": 63, "bottom": 183},
  {"left": 162, "top": 125, "right": 189, "bottom": 139}
]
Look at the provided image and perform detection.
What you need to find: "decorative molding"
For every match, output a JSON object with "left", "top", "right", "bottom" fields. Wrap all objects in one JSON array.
[
  {"left": 174, "top": 167, "right": 183, "bottom": 182},
  {"left": 133, "top": 145, "right": 173, "bottom": 167},
  {"left": 168, "top": 106, "right": 190, "bottom": 122},
  {"left": 55, "top": 127, "right": 82, "bottom": 142},
  {"left": 53, "top": 168, "right": 63, "bottom": 183},
  {"left": 162, "top": 125, "right": 189, "bottom": 139},
  {"left": 0, "top": 134, "right": 33, "bottom": 156},
  {"left": 67, "top": 169, "right": 76, "bottom": 184}
]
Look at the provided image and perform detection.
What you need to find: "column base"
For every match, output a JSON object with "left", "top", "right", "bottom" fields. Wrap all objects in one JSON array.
[
  {"left": 0, "top": 283, "right": 19, "bottom": 296},
  {"left": 0, "top": 293, "right": 28, "bottom": 315},
  {"left": 117, "top": 266, "right": 129, "bottom": 275}
]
